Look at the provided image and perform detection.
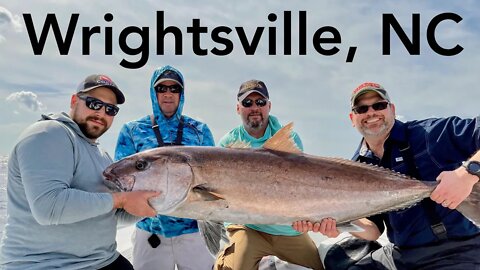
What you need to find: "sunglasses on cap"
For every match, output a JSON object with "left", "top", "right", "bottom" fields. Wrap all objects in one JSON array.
[
  {"left": 77, "top": 95, "right": 120, "bottom": 116},
  {"left": 352, "top": 101, "right": 389, "bottom": 114},
  {"left": 155, "top": 84, "right": 182, "bottom": 94},
  {"left": 241, "top": 98, "right": 268, "bottom": 108}
]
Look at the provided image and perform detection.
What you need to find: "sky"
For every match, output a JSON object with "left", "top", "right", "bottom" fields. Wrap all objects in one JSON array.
[{"left": 0, "top": 1, "right": 478, "bottom": 158}]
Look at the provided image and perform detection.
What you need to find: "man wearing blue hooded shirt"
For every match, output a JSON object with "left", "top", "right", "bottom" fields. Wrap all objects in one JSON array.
[{"left": 114, "top": 65, "right": 215, "bottom": 270}]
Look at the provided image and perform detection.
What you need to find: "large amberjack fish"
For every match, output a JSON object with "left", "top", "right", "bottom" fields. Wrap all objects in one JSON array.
[{"left": 103, "top": 123, "right": 480, "bottom": 228}]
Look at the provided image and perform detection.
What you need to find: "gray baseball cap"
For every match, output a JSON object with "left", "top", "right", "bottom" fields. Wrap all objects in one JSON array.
[
  {"left": 77, "top": 74, "right": 125, "bottom": 104},
  {"left": 237, "top": 79, "right": 269, "bottom": 102}
]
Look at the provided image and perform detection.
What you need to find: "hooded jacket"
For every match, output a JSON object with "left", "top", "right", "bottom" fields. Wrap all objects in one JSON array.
[
  {"left": 0, "top": 113, "right": 126, "bottom": 269},
  {"left": 115, "top": 65, "right": 215, "bottom": 237}
]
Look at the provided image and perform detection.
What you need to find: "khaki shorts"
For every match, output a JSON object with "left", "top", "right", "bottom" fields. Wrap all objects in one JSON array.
[{"left": 215, "top": 224, "right": 323, "bottom": 270}]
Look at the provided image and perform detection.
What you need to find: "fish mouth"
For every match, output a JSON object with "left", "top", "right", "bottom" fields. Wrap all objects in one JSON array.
[
  {"left": 102, "top": 179, "right": 124, "bottom": 192},
  {"left": 102, "top": 170, "right": 134, "bottom": 192}
]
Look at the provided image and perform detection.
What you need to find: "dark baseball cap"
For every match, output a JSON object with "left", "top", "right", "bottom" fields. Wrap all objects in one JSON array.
[
  {"left": 154, "top": 70, "right": 184, "bottom": 88},
  {"left": 77, "top": 74, "right": 125, "bottom": 104},
  {"left": 237, "top": 79, "right": 269, "bottom": 102},
  {"left": 350, "top": 82, "right": 390, "bottom": 107}
]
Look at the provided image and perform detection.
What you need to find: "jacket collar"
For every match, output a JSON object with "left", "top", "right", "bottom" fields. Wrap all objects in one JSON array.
[{"left": 354, "top": 119, "right": 408, "bottom": 159}]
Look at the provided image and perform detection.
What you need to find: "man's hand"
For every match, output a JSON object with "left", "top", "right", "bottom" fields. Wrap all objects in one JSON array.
[
  {"left": 431, "top": 166, "right": 478, "bottom": 209},
  {"left": 112, "top": 191, "right": 160, "bottom": 217},
  {"left": 293, "top": 218, "right": 381, "bottom": 241},
  {"left": 292, "top": 218, "right": 340, "bottom": 238},
  {"left": 292, "top": 220, "right": 313, "bottom": 233}
]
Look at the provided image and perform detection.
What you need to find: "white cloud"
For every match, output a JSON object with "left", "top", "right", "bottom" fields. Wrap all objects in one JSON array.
[
  {"left": 6, "top": 91, "right": 46, "bottom": 112},
  {"left": 0, "top": 6, "right": 22, "bottom": 32},
  {"left": 0, "top": 6, "right": 22, "bottom": 43}
]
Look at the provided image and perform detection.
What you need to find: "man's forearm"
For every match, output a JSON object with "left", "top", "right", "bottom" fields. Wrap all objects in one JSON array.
[{"left": 350, "top": 218, "right": 382, "bottom": 241}]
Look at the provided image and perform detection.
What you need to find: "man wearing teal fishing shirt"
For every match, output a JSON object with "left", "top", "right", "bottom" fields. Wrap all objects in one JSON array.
[{"left": 214, "top": 80, "right": 323, "bottom": 270}]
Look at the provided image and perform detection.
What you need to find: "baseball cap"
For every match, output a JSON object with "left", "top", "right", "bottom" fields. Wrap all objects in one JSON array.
[
  {"left": 350, "top": 82, "right": 390, "bottom": 107},
  {"left": 154, "top": 70, "right": 184, "bottom": 88},
  {"left": 77, "top": 74, "right": 125, "bottom": 104},
  {"left": 237, "top": 79, "right": 269, "bottom": 102}
]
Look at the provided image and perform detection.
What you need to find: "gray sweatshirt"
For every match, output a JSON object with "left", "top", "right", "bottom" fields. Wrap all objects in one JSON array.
[{"left": 0, "top": 113, "right": 130, "bottom": 269}]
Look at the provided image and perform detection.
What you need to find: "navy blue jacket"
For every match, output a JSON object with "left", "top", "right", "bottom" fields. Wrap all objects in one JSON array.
[{"left": 353, "top": 117, "right": 480, "bottom": 247}]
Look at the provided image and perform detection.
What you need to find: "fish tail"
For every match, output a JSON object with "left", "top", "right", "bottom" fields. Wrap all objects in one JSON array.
[
  {"left": 197, "top": 220, "right": 228, "bottom": 256},
  {"left": 457, "top": 183, "right": 480, "bottom": 226},
  {"left": 337, "top": 222, "right": 366, "bottom": 233}
]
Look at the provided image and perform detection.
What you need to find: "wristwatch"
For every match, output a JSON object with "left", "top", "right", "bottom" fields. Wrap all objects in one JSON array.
[{"left": 462, "top": 160, "right": 480, "bottom": 179}]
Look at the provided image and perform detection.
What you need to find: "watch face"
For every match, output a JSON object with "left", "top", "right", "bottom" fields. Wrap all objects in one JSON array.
[{"left": 467, "top": 161, "right": 480, "bottom": 173}]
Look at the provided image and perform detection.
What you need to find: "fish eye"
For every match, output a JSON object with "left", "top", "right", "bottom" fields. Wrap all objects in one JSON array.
[{"left": 135, "top": 159, "right": 148, "bottom": 171}]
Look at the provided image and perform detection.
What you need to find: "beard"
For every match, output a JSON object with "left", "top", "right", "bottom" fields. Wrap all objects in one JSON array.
[
  {"left": 360, "top": 123, "right": 388, "bottom": 137},
  {"left": 358, "top": 117, "right": 392, "bottom": 138},
  {"left": 246, "top": 113, "right": 265, "bottom": 130},
  {"left": 76, "top": 115, "right": 108, "bottom": 140}
]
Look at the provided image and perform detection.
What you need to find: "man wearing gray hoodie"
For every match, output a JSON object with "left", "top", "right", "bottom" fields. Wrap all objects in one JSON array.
[{"left": 0, "top": 75, "right": 159, "bottom": 270}]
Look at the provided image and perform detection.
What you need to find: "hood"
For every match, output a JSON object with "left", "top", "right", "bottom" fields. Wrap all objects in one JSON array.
[
  {"left": 150, "top": 65, "right": 185, "bottom": 124},
  {"left": 41, "top": 112, "right": 97, "bottom": 145}
]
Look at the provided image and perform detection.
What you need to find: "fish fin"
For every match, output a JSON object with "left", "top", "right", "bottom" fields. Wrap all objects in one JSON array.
[
  {"left": 336, "top": 222, "right": 366, "bottom": 233},
  {"left": 192, "top": 184, "right": 226, "bottom": 201},
  {"left": 457, "top": 183, "right": 480, "bottom": 227},
  {"left": 197, "top": 220, "right": 228, "bottom": 256},
  {"left": 225, "top": 140, "right": 251, "bottom": 149},
  {"left": 324, "top": 157, "right": 420, "bottom": 181},
  {"left": 263, "top": 122, "right": 302, "bottom": 154}
]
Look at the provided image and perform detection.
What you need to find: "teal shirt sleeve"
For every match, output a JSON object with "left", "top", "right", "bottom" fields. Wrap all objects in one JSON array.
[{"left": 218, "top": 131, "right": 234, "bottom": 147}]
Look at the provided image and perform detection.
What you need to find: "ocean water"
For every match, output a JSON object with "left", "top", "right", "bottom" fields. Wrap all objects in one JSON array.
[{"left": 0, "top": 156, "right": 8, "bottom": 240}]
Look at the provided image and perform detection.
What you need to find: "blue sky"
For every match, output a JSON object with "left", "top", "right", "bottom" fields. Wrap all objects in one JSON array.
[{"left": 0, "top": 1, "right": 478, "bottom": 158}]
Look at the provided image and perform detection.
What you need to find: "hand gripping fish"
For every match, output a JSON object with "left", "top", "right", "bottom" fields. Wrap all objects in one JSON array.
[{"left": 103, "top": 123, "right": 480, "bottom": 254}]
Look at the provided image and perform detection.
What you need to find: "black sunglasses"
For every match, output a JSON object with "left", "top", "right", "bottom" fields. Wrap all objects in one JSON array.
[
  {"left": 241, "top": 98, "right": 268, "bottom": 108},
  {"left": 155, "top": 84, "right": 182, "bottom": 94},
  {"left": 77, "top": 95, "right": 119, "bottom": 116},
  {"left": 352, "top": 101, "right": 389, "bottom": 114}
]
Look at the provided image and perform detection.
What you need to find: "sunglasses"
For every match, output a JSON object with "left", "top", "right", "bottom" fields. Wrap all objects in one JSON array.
[
  {"left": 155, "top": 84, "right": 182, "bottom": 94},
  {"left": 241, "top": 98, "right": 268, "bottom": 108},
  {"left": 77, "top": 95, "right": 119, "bottom": 116},
  {"left": 352, "top": 101, "right": 389, "bottom": 114}
]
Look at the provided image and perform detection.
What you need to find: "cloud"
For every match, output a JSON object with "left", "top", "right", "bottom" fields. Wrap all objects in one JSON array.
[
  {"left": 6, "top": 91, "right": 46, "bottom": 112},
  {"left": 0, "top": 6, "right": 22, "bottom": 43},
  {"left": 0, "top": 7, "right": 22, "bottom": 31}
]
